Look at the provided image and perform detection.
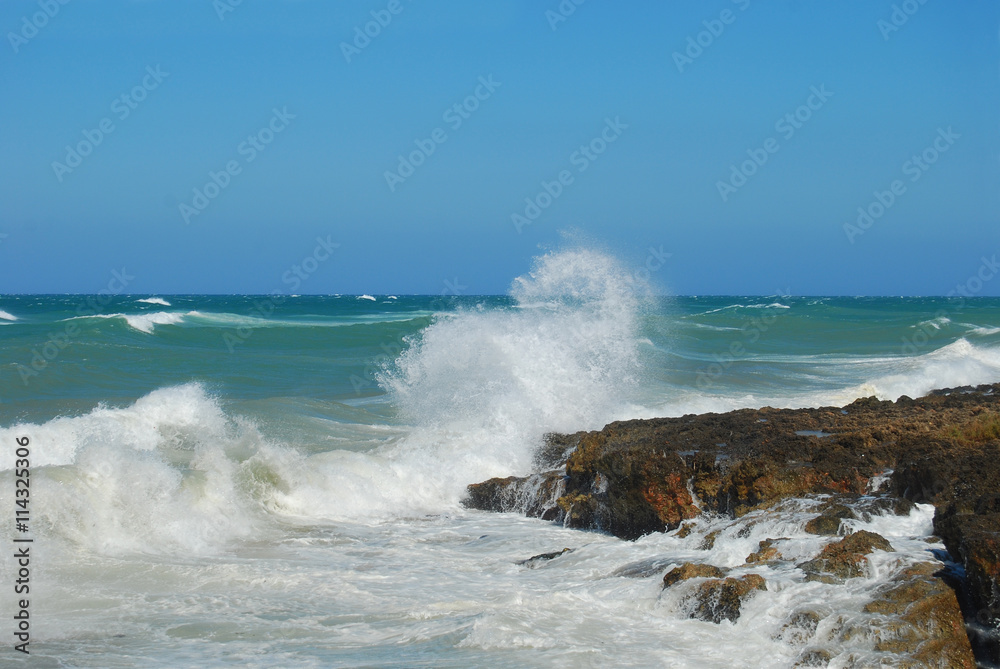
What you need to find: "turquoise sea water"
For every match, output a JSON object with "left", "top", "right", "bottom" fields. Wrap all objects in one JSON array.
[{"left": 2, "top": 250, "right": 1000, "bottom": 667}]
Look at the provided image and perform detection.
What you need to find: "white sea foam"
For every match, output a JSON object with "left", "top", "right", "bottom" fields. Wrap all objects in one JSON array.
[
  {"left": 358, "top": 294, "right": 376, "bottom": 301},
  {"left": 963, "top": 323, "right": 1000, "bottom": 336},
  {"left": 264, "top": 250, "right": 649, "bottom": 521},
  {"left": 137, "top": 297, "right": 172, "bottom": 306},
  {"left": 0, "top": 308, "right": 18, "bottom": 321},
  {"left": 846, "top": 338, "right": 1000, "bottom": 401},
  {"left": 697, "top": 302, "right": 789, "bottom": 316},
  {"left": 916, "top": 315, "right": 950, "bottom": 330},
  {"left": 2, "top": 270, "right": 992, "bottom": 666},
  {"left": 122, "top": 311, "right": 186, "bottom": 333},
  {"left": 0, "top": 384, "right": 265, "bottom": 556},
  {"left": 65, "top": 311, "right": 187, "bottom": 333}
]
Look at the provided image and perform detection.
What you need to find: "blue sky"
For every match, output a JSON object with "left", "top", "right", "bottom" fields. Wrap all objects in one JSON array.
[{"left": 1, "top": 0, "right": 998, "bottom": 295}]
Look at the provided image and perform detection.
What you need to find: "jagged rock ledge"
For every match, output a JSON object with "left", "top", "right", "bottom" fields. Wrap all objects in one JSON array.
[{"left": 465, "top": 384, "right": 1000, "bottom": 664}]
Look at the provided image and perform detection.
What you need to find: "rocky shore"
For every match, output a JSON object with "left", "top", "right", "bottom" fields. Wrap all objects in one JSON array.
[{"left": 465, "top": 384, "right": 1000, "bottom": 666}]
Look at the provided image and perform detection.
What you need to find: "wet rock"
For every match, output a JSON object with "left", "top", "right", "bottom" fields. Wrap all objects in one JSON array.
[
  {"left": 804, "top": 503, "right": 853, "bottom": 536},
  {"left": 793, "top": 648, "right": 832, "bottom": 667},
  {"left": 799, "top": 530, "right": 894, "bottom": 582},
  {"left": 862, "top": 561, "right": 976, "bottom": 668},
  {"left": 745, "top": 538, "right": 782, "bottom": 564},
  {"left": 465, "top": 383, "right": 1000, "bottom": 660},
  {"left": 686, "top": 574, "right": 767, "bottom": 624},
  {"left": 556, "top": 492, "right": 598, "bottom": 528},
  {"left": 534, "top": 431, "right": 584, "bottom": 470},
  {"left": 661, "top": 562, "right": 726, "bottom": 588},
  {"left": 674, "top": 521, "right": 696, "bottom": 538},
  {"left": 517, "top": 547, "right": 573, "bottom": 568},
  {"left": 465, "top": 471, "right": 564, "bottom": 520},
  {"left": 697, "top": 529, "right": 721, "bottom": 551},
  {"left": 777, "top": 609, "right": 822, "bottom": 646}
]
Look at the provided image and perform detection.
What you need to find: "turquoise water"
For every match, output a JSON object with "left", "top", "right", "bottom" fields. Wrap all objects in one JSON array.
[
  {"left": 3, "top": 292, "right": 999, "bottom": 426},
  {"left": 2, "top": 250, "right": 1000, "bottom": 667}
]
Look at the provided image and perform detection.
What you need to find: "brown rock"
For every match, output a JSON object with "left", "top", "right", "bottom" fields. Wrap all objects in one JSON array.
[
  {"left": 464, "top": 383, "right": 1000, "bottom": 661},
  {"left": 745, "top": 538, "right": 782, "bottom": 564},
  {"left": 793, "top": 648, "right": 832, "bottom": 667},
  {"left": 804, "top": 503, "right": 853, "bottom": 536},
  {"left": 862, "top": 561, "right": 976, "bottom": 668},
  {"left": 687, "top": 574, "right": 767, "bottom": 624},
  {"left": 662, "top": 562, "right": 726, "bottom": 588},
  {"left": 799, "top": 530, "right": 893, "bottom": 582}
]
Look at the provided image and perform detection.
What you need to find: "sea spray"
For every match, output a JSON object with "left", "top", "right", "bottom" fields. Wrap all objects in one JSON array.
[{"left": 379, "top": 249, "right": 646, "bottom": 469}]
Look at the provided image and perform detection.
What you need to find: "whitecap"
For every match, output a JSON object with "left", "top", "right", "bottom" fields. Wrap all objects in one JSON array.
[{"left": 136, "top": 297, "right": 171, "bottom": 307}]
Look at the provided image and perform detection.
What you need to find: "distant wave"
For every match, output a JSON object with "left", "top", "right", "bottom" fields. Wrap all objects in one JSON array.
[
  {"left": 916, "top": 316, "right": 951, "bottom": 330},
  {"left": 86, "top": 312, "right": 186, "bottom": 334},
  {"left": 827, "top": 338, "right": 1000, "bottom": 405},
  {"left": 358, "top": 295, "right": 376, "bottom": 301},
  {"left": 136, "top": 297, "right": 172, "bottom": 307},
  {"left": 0, "top": 309, "right": 17, "bottom": 322},
  {"left": 62, "top": 310, "right": 431, "bottom": 333},
  {"left": 689, "top": 322, "right": 741, "bottom": 332},
  {"left": 959, "top": 323, "right": 1000, "bottom": 337},
  {"left": 696, "top": 302, "right": 790, "bottom": 316}
]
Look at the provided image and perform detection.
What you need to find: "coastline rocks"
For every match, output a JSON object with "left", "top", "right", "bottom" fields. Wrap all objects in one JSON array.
[
  {"left": 661, "top": 562, "right": 726, "bottom": 588},
  {"left": 686, "top": 574, "right": 767, "bottom": 624},
  {"left": 861, "top": 561, "right": 976, "bottom": 667},
  {"left": 798, "top": 530, "right": 894, "bottom": 583},
  {"left": 464, "top": 384, "right": 1000, "bottom": 662},
  {"left": 465, "top": 470, "right": 565, "bottom": 520},
  {"left": 517, "top": 547, "right": 573, "bottom": 568},
  {"left": 745, "top": 538, "right": 782, "bottom": 564},
  {"left": 661, "top": 563, "right": 765, "bottom": 624}
]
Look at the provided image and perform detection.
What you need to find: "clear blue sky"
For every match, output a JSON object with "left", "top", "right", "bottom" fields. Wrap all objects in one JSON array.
[{"left": 1, "top": 0, "right": 998, "bottom": 295}]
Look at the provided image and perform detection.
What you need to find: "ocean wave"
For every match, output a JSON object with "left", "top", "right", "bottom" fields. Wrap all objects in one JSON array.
[
  {"left": 358, "top": 295, "right": 376, "bottom": 301},
  {"left": 62, "top": 310, "right": 430, "bottom": 333},
  {"left": 136, "top": 297, "right": 172, "bottom": 307},
  {"left": 0, "top": 384, "right": 266, "bottom": 555},
  {"left": 0, "top": 309, "right": 18, "bottom": 321},
  {"left": 915, "top": 316, "right": 950, "bottom": 330},
  {"left": 800, "top": 339, "right": 1000, "bottom": 406},
  {"left": 67, "top": 311, "right": 187, "bottom": 334},
  {"left": 696, "top": 302, "right": 790, "bottom": 316},
  {"left": 688, "top": 322, "right": 742, "bottom": 332},
  {"left": 960, "top": 323, "right": 1000, "bottom": 336}
]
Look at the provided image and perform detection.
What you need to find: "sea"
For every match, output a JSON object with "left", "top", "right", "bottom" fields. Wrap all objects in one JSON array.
[{"left": 2, "top": 249, "right": 1000, "bottom": 668}]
